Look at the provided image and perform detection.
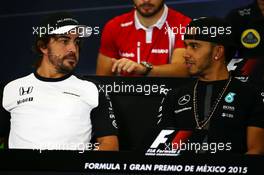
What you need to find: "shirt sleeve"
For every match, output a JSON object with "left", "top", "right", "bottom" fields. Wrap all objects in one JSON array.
[
  {"left": 247, "top": 86, "right": 264, "bottom": 128},
  {"left": 90, "top": 92, "right": 118, "bottom": 139},
  {"left": 0, "top": 85, "right": 10, "bottom": 137},
  {"left": 157, "top": 89, "right": 176, "bottom": 129},
  {"left": 99, "top": 19, "right": 120, "bottom": 59}
]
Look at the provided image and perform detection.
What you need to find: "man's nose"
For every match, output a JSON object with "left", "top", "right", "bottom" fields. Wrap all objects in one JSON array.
[
  {"left": 67, "top": 41, "right": 78, "bottom": 53},
  {"left": 183, "top": 49, "right": 191, "bottom": 60}
]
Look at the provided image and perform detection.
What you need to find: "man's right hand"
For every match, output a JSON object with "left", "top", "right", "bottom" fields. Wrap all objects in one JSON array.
[
  {"left": 96, "top": 53, "right": 147, "bottom": 76},
  {"left": 111, "top": 58, "right": 147, "bottom": 75}
]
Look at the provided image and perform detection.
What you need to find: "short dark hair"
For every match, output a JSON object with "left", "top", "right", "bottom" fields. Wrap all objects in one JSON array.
[
  {"left": 33, "top": 35, "right": 53, "bottom": 56},
  {"left": 31, "top": 12, "right": 86, "bottom": 68},
  {"left": 31, "top": 35, "right": 54, "bottom": 68}
]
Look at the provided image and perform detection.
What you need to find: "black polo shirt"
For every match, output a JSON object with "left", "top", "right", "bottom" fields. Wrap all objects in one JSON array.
[{"left": 158, "top": 78, "right": 264, "bottom": 154}]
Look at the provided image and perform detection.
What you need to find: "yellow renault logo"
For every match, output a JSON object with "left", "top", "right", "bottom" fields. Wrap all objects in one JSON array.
[{"left": 241, "top": 29, "right": 260, "bottom": 48}]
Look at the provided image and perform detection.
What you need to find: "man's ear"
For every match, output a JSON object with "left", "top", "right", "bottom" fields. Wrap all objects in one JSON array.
[
  {"left": 37, "top": 40, "right": 48, "bottom": 55},
  {"left": 213, "top": 45, "right": 224, "bottom": 60}
]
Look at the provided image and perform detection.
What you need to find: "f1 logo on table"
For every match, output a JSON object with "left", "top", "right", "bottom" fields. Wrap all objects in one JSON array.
[{"left": 145, "top": 130, "right": 193, "bottom": 156}]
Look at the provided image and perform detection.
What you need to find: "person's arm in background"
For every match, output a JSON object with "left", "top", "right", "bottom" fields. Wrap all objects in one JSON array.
[
  {"left": 105, "top": 49, "right": 189, "bottom": 77},
  {"left": 96, "top": 18, "right": 118, "bottom": 76},
  {"left": 108, "top": 47, "right": 189, "bottom": 77},
  {"left": 246, "top": 126, "right": 264, "bottom": 155},
  {"left": 147, "top": 48, "right": 189, "bottom": 77},
  {"left": 96, "top": 53, "right": 115, "bottom": 76}
]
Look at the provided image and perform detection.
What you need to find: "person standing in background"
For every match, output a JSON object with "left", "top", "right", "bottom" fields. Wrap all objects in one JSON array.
[
  {"left": 226, "top": 0, "right": 264, "bottom": 85},
  {"left": 96, "top": 0, "right": 191, "bottom": 77}
]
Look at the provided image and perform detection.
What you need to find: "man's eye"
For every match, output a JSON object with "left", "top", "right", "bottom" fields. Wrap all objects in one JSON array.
[
  {"left": 58, "top": 38, "right": 70, "bottom": 44},
  {"left": 75, "top": 39, "right": 81, "bottom": 45},
  {"left": 62, "top": 39, "right": 70, "bottom": 44},
  {"left": 190, "top": 44, "right": 198, "bottom": 49}
]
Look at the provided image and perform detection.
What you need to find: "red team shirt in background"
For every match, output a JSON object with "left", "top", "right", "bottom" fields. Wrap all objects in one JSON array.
[{"left": 99, "top": 5, "right": 191, "bottom": 75}]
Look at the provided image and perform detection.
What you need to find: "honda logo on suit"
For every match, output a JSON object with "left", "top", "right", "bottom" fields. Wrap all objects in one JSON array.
[{"left": 19, "top": 86, "right": 33, "bottom": 96}]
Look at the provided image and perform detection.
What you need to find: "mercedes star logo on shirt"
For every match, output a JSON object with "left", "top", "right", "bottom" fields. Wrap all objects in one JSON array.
[{"left": 178, "top": 94, "right": 191, "bottom": 105}]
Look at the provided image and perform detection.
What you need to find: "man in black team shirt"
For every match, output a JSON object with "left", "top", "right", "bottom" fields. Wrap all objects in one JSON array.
[{"left": 157, "top": 17, "right": 264, "bottom": 154}]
